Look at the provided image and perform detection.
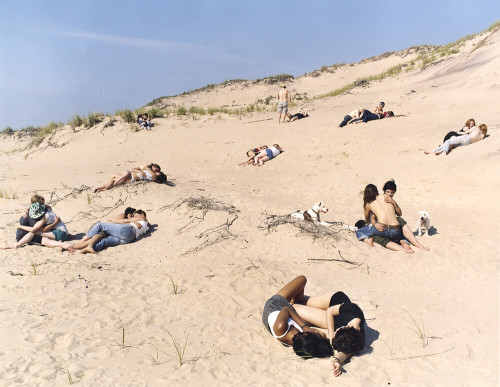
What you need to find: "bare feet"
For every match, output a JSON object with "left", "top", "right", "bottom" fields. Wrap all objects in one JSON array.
[
  {"left": 424, "top": 150, "right": 433, "bottom": 155},
  {"left": 401, "top": 240, "right": 414, "bottom": 254},
  {"left": 79, "top": 245, "right": 97, "bottom": 254}
]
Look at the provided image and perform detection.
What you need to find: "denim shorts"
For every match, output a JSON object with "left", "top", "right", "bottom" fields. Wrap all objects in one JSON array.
[{"left": 265, "top": 149, "right": 274, "bottom": 160}]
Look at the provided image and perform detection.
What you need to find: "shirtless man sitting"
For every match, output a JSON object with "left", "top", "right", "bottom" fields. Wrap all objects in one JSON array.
[
  {"left": 277, "top": 84, "right": 291, "bottom": 124},
  {"left": 362, "top": 184, "right": 414, "bottom": 254},
  {"left": 370, "top": 180, "right": 429, "bottom": 252}
]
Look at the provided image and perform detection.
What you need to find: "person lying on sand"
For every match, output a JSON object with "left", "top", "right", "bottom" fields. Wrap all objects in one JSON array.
[
  {"left": 338, "top": 107, "right": 364, "bottom": 127},
  {"left": 424, "top": 124, "right": 487, "bottom": 156},
  {"left": 359, "top": 184, "right": 414, "bottom": 253},
  {"left": 253, "top": 144, "right": 283, "bottom": 166},
  {"left": 238, "top": 146, "right": 268, "bottom": 166},
  {"left": 356, "top": 180, "right": 429, "bottom": 252},
  {"left": 4, "top": 195, "right": 71, "bottom": 249},
  {"left": 286, "top": 109, "right": 309, "bottom": 122},
  {"left": 355, "top": 109, "right": 401, "bottom": 123},
  {"left": 263, "top": 275, "right": 365, "bottom": 377},
  {"left": 67, "top": 210, "right": 149, "bottom": 254},
  {"left": 93, "top": 163, "right": 166, "bottom": 192}
]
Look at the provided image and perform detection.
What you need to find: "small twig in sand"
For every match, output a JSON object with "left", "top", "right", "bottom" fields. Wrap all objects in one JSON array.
[{"left": 389, "top": 347, "right": 454, "bottom": 360}]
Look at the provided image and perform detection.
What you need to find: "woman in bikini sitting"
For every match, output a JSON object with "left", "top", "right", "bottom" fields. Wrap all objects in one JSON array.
[
  {"left": 93, "top": 163, "right": 166, "bottom": 192},
  {"left": 263, "top": 275, "right": 365, "bottom": 376}
]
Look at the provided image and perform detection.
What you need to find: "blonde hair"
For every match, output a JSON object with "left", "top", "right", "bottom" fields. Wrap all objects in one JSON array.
[
  {"left": 465, "top": 118, "right": 475, "bottom": 128},
  {"left": 31, "top": 194, "right": 45, "bottom": 205},
  {"left": 479, "top": 124, "right": 487, "bottom": 136}
]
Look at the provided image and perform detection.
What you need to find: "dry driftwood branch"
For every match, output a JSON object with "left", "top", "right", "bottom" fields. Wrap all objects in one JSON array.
[{"left": 160, "top": 196, "right": 240, "bottom": 255}]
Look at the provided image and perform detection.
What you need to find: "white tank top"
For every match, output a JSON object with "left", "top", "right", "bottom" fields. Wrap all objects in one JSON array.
[{"left": 131, "top": 221, "right": 149, "bottom": 238}]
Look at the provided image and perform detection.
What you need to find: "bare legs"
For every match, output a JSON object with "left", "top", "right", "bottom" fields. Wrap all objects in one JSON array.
[
  {"left": 94, "top": 171, "right": 132, "bottom": 193},
  {"left": 402, "top": 224, "right": 430, "bottom": 251},
  {"left": 254, "top": 151, "right": 270, "bottom": 166},
  {"left": 67, "top": 234, "right": 104, "bottom": 254},
  {"left": 276, "top": 275, "right": 306, "bottom": 304},
  {"left": 385, "top": 241, "right": 414, "bottom": 254},
  {"left": 4, "top": 232, "right": 34, "bottom": 249}
]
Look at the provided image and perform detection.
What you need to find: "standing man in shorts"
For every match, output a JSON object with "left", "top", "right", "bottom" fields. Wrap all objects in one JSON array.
[{"left": 277, "top": 84, "right": 291, "bottom": 124}]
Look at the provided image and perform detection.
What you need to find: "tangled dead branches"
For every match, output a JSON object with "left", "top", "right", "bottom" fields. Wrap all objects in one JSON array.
[
  {"left": 259, "top": 214, "right": 349, "bottom": 242},
  {"left": 160, "top": 196, "right": 240, "bottom": 255},
  {"left": 259, "top": 214, "right": 361, "bottom": 266}
]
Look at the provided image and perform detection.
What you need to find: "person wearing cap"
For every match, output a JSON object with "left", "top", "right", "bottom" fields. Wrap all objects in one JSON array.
[
  {"left": 4, "top": 201, "right": 72, "bottom": 250},
  {"left": 277, "top": 84, "right": 291, "bottom": 124}
]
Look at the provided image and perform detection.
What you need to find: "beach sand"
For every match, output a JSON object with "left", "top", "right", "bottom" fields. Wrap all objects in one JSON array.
[{"left": 0, "top": 28, "right": 499, "bottom": 386}]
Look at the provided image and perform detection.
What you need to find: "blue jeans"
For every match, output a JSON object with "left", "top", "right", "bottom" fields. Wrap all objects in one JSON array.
[
  {"left": 339, "top": 115, "right": 352, "bottom": 127},
  {"left": 356, "top": 224, "right": 375, "bottom": 241},
  {"left": 138, "top": 120, "right": 152, "bottom": 130},
  {"left": 362, "top": 110, "right": 380, "bottom": 123},
  {"left": 87, "top": 222, "right": 136, "bottom": 252},
  {"left": 434, "top": 134, "right": 470, "bottom": 154},
  {"left": 371, "top": 226, "right": 405, "bottom": 242}
]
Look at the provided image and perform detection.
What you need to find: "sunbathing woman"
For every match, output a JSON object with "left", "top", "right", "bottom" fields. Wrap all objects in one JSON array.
[
  {"left": 93, "top": 164, "right": 166, "bottom": 192},
  {"left": 263, "top": 275, "right": 365, "bottom": 376},
  {"left": 425, "top": 124, "right": 487, "bottom": 156},
  {"left": 238, "top": 145, "right": 268, "bottom": 166},
  {"left": 253, "top": 144, "right": 283, "bottom": 166}
]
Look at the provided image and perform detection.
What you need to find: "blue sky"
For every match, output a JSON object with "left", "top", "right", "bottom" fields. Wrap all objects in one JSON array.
[{"left": 1, "top": 0, "right": 499, "bottom": 130}]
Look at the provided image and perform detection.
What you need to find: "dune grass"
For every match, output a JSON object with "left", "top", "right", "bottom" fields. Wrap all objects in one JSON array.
[
  {"left": 0, "top": 187, "right": 18, "bottom": 199},
  {"left": 164, "top": 329, "right": 190, "bottom": 367}
]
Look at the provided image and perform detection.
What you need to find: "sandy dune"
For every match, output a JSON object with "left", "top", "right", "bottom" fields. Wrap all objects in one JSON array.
[{"left": 0, "top": 27, "right": 499, "bottom": 386}]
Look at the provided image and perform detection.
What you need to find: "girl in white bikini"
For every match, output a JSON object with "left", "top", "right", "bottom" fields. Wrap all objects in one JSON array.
[{"left": 93, "top": 164, "right": 165, "bottom": 192}]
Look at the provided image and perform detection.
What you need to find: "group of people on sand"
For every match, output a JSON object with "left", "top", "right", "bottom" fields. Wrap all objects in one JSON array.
[
  {"left": 238, "top": 144, "right": 284, "bottom": 166},
  {"left": 93, "top": 163, "right": 166, "bottom": 193},
  {"left": 4, "top": 196, "right": 150, "bottom": 254},
  {"left": 338, "top": 102, "right": 400, "bottom": 127},
  {"left": 263, "top": 275, "right": 365, "bottom": 377},
  {"left": 425, "top": 118, "right": 487, "bottom": 156},
  {"left": 355, "top": 180, "right": 429, "bottom": 254}
]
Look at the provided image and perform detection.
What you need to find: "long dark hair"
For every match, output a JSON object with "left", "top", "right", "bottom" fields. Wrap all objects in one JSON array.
[
  {"left": 363, "top": 184, "right": 378, "bottom": 208},
  {"left": 292, "top": 331, "right": 332, "bottom": 359}
]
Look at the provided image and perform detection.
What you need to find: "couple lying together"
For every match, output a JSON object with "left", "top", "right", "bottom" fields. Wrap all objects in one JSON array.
[
  {"left": 263, "top": 275, "right": 365, "bottom": 377},
  {"left": 93, "top": 163, "right": 166, "bottom": 193},
  {"left": 355, "top": 180, "right": 429, "bottom": 254},
  {"left": 5, "top": 197, "right": 149, "bottom": 254},
  {"left": 238, "top": 144, "right": 283, "bottom": 166}
]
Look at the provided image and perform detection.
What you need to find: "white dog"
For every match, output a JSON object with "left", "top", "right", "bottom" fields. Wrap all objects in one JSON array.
[
  {"left": 291, "top": 201, "right": 329, "bottom": 225},
  {"left": 416, "top": 210, "right": 431, "bottom": 236}
]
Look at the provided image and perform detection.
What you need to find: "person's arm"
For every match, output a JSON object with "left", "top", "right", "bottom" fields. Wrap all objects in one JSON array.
[
  {"left": 17, "top": 218, "right": 46, "bottom": 233},
  {"left": 109, "top": 214, "right": 147, "bottom": 224},
  {"left": 331, "top": 351, "right": 352, "bottom": 377},
  {"left": 385, "top": 196, "right": 402, "bottom": 216},
  {"left": 462, "top": 126, "right": 477, "bottom": 134},
  {"left": 326, "top": 304, "right": 341, "bottom": 340},
  {"left": 42, "top": 216, "right": 60, "bottom": 232},
  {"left": 273, "top": 307, "right": 308, "bottom": 343},
  {"left": 287, "top": 91, "right": 291, "bottom": 104}
]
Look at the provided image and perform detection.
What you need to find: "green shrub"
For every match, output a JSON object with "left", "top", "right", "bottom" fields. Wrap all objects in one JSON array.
[
  {"left": 86, "top": 112, "right": 103, "bottom": 128},
  {"left": 176, "top": 106, "right": 187, "bottom": 116},
  {"left": 147, "top": 108, "right": 163, "bottom": 118},
  {"left": 1, "top": 126, "right": 14, "bottom": 135},
  {"left": 68, "top": 114, "right": 84, "bottom": 129},
  {"left": 189, "top": 106, "right": 206, "bottom": 115},
  {"left": 116, "top": 109, "right": 135, "bottom": 123}
]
